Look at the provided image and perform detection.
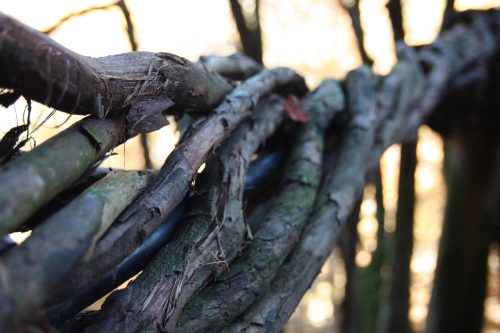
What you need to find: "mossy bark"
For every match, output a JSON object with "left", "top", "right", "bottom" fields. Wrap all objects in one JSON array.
[
  {"left": 53, "top": 68, "right": 304, "bottom": 307},
  {"left": 177, "top": 80, "right": 345, "bottom": 333},
  {"left": 0, "top": 170, "right": 155, "bottom": 331},
  {"left": 83, "top": 94, "right": 287, "bottom": 333},
  {"left": 0, "top": 117, "right": 125, "bottom": 234}
]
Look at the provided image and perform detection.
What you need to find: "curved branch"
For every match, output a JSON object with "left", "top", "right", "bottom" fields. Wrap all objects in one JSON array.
[
  {"left": 225, "top": 66, "right": 377, "bottom": 333},
  {"left": 0, "top": 117, "right": 125, "bottom": 234},
  {"left": 85, "top": 94, "right": 288, "bottom": 332},
  {"left": 45, "top": 150, "right": 285, "bottom": 324},
  {"left": 47, "top": 68, "right": 305, "bottom": 308},
  {"left": 177, "top": 79, "right": 345, "bottom": 333}
]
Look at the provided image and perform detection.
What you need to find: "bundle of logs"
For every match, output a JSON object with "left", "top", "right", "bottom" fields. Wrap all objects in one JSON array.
[{"left": 0, "top": 9, "right": 498, "bottom": 333}]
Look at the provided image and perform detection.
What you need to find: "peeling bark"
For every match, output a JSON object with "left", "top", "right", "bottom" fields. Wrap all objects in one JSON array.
[
  {"left": 0, "top": 12, "right": 234, "bottom": 119},
  {"left": 83, "top": 94, "right": 287, "bottom": 333},
  {"left": 45, "top": 151, "right": 285, "bottom": 325},
  {"left": 49, "top": 68, "right": 304, "bottom": 308},
  {"left": 176, "top": 79, "right": 345, "bottom": 333}
]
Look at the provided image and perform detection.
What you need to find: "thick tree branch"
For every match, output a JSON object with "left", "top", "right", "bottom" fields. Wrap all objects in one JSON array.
[
  {"left": 84, "top": 93, "right": 287, "bottom": 332},
  {"left": 48, "top": 68, "right": 305, "bottom": 308},
  {"left": 176, "top": 80, "right": 344, "bottom": 333},
  {"left": 219, "top": 11, "right": 500, "bottom": 332},
  {"left": 0, "top": 170, "right": 156, "bottom": 330},
  {"left": 45, "top": 150, "right": 285, "bottom": 325},
  {"left": 0, "top": 117, "right": 125, "bottom": 234},
  {"left": 0, "top": 9, "right": 498, "bottom": 333},
  {"left": 225, "top": 67, "right": 377, "bottom": 332},
  {"left": 0, "top": 12, "right": 234, "bottom": 119}
]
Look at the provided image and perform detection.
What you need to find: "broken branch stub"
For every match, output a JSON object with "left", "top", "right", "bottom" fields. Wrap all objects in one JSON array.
[{"left": 0, "top": 12, "right": 233, "bottom": 119}]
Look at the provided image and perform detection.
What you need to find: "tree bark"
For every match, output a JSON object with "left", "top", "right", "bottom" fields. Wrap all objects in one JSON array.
[
  {"left": 0, "top": 9, "right": 498, "bottom": 333},
  {"left": 426, "top": 134, "right": 499, "bottom": 333},
  {"left": 386, "top": 142, "right": 417, "bottom": 333},
  {"left": 176, "top": 80, "right": 344, "bottom": 333},
  {"left": 45, "top": 150, "right": 285, "bottom": 325},
  {"left": 224, "top": 67, "right": 378, "bottom": 332},
  {"left": 0, "top": 117, "right": 125, "bottom": 234},
  {"left": 0, "top": 170, "right": 156, "bottom": 330},
  {"left": 0, "top": 12, "right": 233, "bottom": 118},
  {"left": 83, "top": 93, "right": 287, "bottom": 332},
  {"left": 48, "top": 68, "right": 304, "bottom": 308}
]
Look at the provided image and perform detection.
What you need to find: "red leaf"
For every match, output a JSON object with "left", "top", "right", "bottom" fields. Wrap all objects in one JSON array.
[{"left": 285, "top": 95, "right": 310, "bottom": 123}]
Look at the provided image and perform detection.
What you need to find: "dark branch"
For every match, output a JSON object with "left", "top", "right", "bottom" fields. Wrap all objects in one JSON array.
[
  {"left": 229, "top": 0, "right": 263, "bottom": 64},
  {"left": 43, "top": 2, "right": 119, "bottom": 35},
  {"left": 341, "top": 0, "right": 373, "bottom": 65}
]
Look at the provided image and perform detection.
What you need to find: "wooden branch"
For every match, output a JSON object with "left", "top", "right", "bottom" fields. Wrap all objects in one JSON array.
[
  {"left": 370, "top": 44, "right": 425, "bottom": 159},
  {"left": 0, "top": 9, "right": 497, "bottom": 333},
  {"left": 229, "top": 0, "right": 263, "bottom": 64},
  {"left": 0, "top": 14, "right": 248, "bottom": 234},
  {"left": 46, "top": 197, "right": 189, "bottom": 325},
  {"left": 48, "top": 68, "right": 305, "bottom": 307},
  {"left": 341, "top": 0, "right": 373, "bottom": 65},
  {"left": 21, "top": 167, "right": 113, "bottom": 231},
  {"left": 199, "top": 53, "right": 262, "bottom": 80},
  {"left": 45, "top": 0, "right": 152, "bottom": 169},
  {"left": 0, "top": 12, "right": 233, "bottom": 118},
  {"left": 224, "top": 67, "right": 377, "bottom": 332},
  {"left": 0, "top": 117, "right": 124, "bottom": 234},
  {"left": 84, "top": 94, "right": 287, "bottom": 333},
  {"left": 176, "top": 79, "right": 345, "bottom": 333},
  {"left": 45, "top": 150, "right": 285, "bottom": 324},
  {"left": 0, "top": 170, "right": 156, "bottom": 331},
  {"left": 222, "top": 12, "right": 500, "bottom": 332}
]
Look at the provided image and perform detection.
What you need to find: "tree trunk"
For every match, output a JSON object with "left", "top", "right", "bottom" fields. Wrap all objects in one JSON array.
[
  {"left": 426, "top": 134, "right": 499, "bottom": 333},
  {"left": 387, "top": 142, "right": 417, "bottom": 333}
]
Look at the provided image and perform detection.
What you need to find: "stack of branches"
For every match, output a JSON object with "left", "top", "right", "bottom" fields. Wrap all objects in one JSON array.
[{"left": 0, "top": 8, "right": 498, "bottom": 333}]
